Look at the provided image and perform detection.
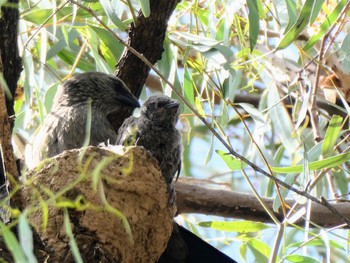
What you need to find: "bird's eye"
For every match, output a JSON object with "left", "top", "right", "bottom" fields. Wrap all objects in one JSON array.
[{"left": 157, "top": 102, "right": 167, "bottom": 108}]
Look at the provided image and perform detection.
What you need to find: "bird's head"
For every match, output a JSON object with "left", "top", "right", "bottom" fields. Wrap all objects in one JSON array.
[
  {"left": 55, "top": 72, "right": 140, "bottom": 114},
  {"left": 141, "top": 95, "right": 180, "bottom": 126}
]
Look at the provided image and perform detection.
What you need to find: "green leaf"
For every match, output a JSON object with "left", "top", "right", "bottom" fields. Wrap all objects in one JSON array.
[
  {"left": 100, "top": 0, "right": 128, "bottom": 30},
  {"left": 216, "top": 150, "right": 247, "bottom": 170},
  {"left": 341, "top": 32, "right": 350, "bottom": 56},
  {"left": 310, "top": 0, "right": 325, "bottom": 24},
  {"left": 284, "top": 0, "right": 297, "bottom": 33},
  {"left": 57, "top": 49, "right": 96, "bottom": 71},
  {"left": 205, "top": 134, "right": 214, "bottom": 165},
  {"left": 266, "top": 74, "right": 299, "bottom": 152},
  {"left": 285, "top": 255, "right": 319, "bottom": 263},
  {"left": 277, "top": 0, "right": 314, "bottom": 50},
  {"left": 19, "top": 212, "right": 38, "bottom": 263},
  {"left": 303, "top": 0, "right": 346, "bottom": 51},
  {"left": 184, "top": 67, "right": 195, "bottom": 105},
  {"left": 22, "top": 7, "right": 73, "bottom": 24},
  {"left": 333, "top": 169, "right": 348, "bottom": 195},
  {"left": 64, "top": 209, "right": 83, "bottom": 263},
  {"left": 198, "top": 220, "right": 271, "bottom": 232},
  {"left": 247, "top": 239, "right": 271, "bottom": 262},
  {"left": 322, "top": 115, "right": 342, "bottom": 157},
  {"left": 90, "top": 26, "right": 124, "bottom": 61},
  {"left": 341, "top": 32, "right": 350, "bottom": 74},
  {"left": 44, "top": 82, "right": 59, "bottom": 113},
  {"left": 246, "top": 0, "right": 260, "bottom": 52},
  {"left": 271, "top": 151, "right": 350, "bottom": 174},
  {"left": 0, "top": 0, "right": 6, "bottom": 9},
  {"left": 287, "top": 239, "right": 344, "bottom": 250},
  {"left": 139, "top": 0, "right": 150, "bottom": 18},
  {"left": 0, "top": 221, "right": 27, "bottom": 262},
  {"left": 238, "top": 103, "right": 265, "bottom": 125}
]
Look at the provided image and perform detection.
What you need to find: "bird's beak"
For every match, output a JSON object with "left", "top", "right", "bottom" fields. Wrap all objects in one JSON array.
[
  {"left": 164, "top": 101, "right": 180, "bottom": 109},
  {"left": 118, "top": 93, "right": 140, "bottom": 108}
]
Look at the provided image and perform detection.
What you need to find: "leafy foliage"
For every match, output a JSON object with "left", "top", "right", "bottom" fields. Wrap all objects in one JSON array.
[{"left": 4, "top": 0, "right": 350, "bottom": 262}]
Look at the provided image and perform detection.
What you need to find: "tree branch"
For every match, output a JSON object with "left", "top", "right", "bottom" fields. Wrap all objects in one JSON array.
[
  {"left": 109, "top": 0, "right": 181, "bottom": 130},
  {"left": 175, "top": 181, "right": 350, "bottom": 228},
  {"left": 0, "top": 0, "right": 22, "bottom": 212}
]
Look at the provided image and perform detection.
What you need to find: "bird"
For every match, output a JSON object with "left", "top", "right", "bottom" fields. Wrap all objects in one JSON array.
[
  {"left": 117, "top": 95, "right": 237, "bottom": 263},
  {"left": 29, "top": 72, "right": 140, "bottom": 167},
  {"left": 116, "top": 94, "right": 182, "bottom": 186}
]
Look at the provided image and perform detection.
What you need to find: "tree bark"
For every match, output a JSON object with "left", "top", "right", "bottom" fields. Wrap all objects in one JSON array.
[
  {"left": 0, "top": 0, "right": 22, "bottom": 118},
  {"left": 175, "top": 181, "right": 350, "bottom": 228},
  {"left": 109, "top": 0, "right": 181, "bottom": 131},
  {"left": 0, "top": 0, "right": 22, "bottom": 207}
]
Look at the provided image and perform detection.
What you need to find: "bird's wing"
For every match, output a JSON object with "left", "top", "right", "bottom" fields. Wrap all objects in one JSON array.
[{"left": 175, "top": 160, "right": 181, "bottom": 182}]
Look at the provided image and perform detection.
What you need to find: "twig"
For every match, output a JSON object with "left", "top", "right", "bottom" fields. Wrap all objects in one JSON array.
[{"left": 23, "top": 0, "right": 70, "bottom": 50}]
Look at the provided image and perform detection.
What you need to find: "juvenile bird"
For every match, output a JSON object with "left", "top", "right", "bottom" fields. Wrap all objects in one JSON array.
[
  {"left": 117, "top": 94, "right": 182, "bottom": 185},
  {"left": 30, "top": 72, "right": 140, "bottom": 167},
  {"left": 117, "top": 95, "right": 237, "bottom": 263}
]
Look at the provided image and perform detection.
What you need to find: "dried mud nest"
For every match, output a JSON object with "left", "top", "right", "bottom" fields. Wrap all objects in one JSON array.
[{"left": 18, "top": 146, "right": 175, "bottom": 263}]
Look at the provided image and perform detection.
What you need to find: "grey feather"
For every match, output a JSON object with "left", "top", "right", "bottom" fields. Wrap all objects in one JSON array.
[
  {"left": 117, "top": 94, "right": 182, "bottom": 185},
  {"left": 31, "top": 72, "right": 140, "bottom": 166}
]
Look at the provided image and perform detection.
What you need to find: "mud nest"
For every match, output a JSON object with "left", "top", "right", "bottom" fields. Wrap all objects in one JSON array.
[{"left": 19, "top": 146, "right": 175, "bottom": 263}]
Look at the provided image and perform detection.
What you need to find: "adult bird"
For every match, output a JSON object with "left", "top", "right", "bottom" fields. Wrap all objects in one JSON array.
[
  {"left": 29, "top": 72, "right": 140, "bottom": 167},
  {"left": 117, "top": 95, "right": 237, "bottom": 263}
]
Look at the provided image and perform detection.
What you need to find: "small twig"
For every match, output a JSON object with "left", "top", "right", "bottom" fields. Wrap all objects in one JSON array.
[
  {"left": 324, "top": 2, "right": 350, "bottom": 55},
  {"left": 308, "top": 38, "right": 326, "bottom": 141},
  {"left": 23, "top": 0, "right": 70, "bottom": 49},
  {"left": 284, "top": 223, "right": 346, "bottom": 258},
  {"left": 307, "top": 1, "right": 350, "bottom": 142},
  {"left": 270, "top": 223, "right": 284, "bottom": 263},
  {"left": 125, "top": 0, "right": 138, "bottom": 26}
]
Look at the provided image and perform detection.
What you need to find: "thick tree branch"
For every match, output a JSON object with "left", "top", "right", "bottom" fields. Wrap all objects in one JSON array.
[
  {"left": 109, "top": 0, "right": 181, "bottom": 131},
  {"left": 0, "top": 0, "right": 22, "bottom": 117},
  {"left": 175, "top": 181, "right": 350, "bottom": 228},
  {"left": 0, "top": 0, "right": 22, "bottom": 207}
]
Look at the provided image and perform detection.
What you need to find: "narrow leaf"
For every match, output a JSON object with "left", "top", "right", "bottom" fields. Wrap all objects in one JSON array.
[
  {"left": 284, "top": 0, "right": 297, "bottom": 33},
  {"left": 303, "top": 0, "right": 346, "bottom": 51},
  {"left": 285, "top": 255, "right": 319, "bottom": 263},
  {"left": 64, "top": 209, "right": 83, "bottom": 263},
  {"left": 322, "top": 115, "right": 342, "bottom": 157},
  {"left": 199, "top": 220, "right": 271, "bottom": 232},
  {"left": 271, "top": 151, "right": 350, "bottom": 173},
  {"left": 19, "top": 213, "right": 38, "bottom": 263},
  {"left": 246, "top": 0, "right": 260, "bottom": 52},
  {"left": 100, "top": 0, "right": 128, "bottom": 30},
  {"left": 90, "top": 26, "right": 124, "bottom": 61},
  {"left": 184, "top": 67, "right": 195, "bottom": 105},
  {"left": 310, "top": 0, "right": 325, "bottom": 24},
  {"left": 139, "top": 0, "right": 150, "bottom": 17},
  {"left": 277, "top": 0, "right": 314, "bottom": 50},
  {"left": 216, "top": 150, "right": 247, "bottom": 170},
  {"left": 0, "top": 221, "right": 27, "bottom": 262},
  {"left": 266, "top": 75, "right": 299, "bottom": 152}
]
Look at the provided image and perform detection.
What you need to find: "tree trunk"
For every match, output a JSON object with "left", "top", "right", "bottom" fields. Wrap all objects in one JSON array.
[{"left": 109, "top": 0, "right": 181, "bottom": 131}]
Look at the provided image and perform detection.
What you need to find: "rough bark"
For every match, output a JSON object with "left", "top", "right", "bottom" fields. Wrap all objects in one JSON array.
[
  {"left": 109, "top": 0, "right": 181, "bottom": 131},
  {"left": 0, "top": 0, "right": 22, "bottom": 209},
  {"left": 0, "top": 0, "right": 22, "bottom": 117},
  {"left": 176, "top": 181, "right": 350, "bottom": 228}
]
